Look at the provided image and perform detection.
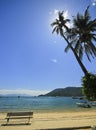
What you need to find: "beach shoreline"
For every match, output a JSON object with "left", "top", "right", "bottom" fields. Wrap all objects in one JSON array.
[{"left": 0, "top": 109, "right": 96, "bottom": 130}]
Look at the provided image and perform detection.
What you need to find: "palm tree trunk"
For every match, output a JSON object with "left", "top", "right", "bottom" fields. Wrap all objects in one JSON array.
[{"left": 62, "top": 35, "right": 88, "bottom": 75}]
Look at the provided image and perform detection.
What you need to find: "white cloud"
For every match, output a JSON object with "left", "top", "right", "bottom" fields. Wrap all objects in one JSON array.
[
  {"left": 51, "top": 59, "right": 58, "bottom": 63},
  {"left": 0, "top": 89, "right": 49, "bottom": 96},
  {"left": 92, "top": 0, "right": 96, "bottom": 6}
]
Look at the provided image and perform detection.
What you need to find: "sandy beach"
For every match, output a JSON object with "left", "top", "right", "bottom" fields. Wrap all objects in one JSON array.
[{"left": 0, "top": 109, "right": 96, "bottom": 130}]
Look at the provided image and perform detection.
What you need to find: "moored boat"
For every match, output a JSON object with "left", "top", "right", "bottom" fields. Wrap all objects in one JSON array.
[
  {"left": 92, "top": 101, "right": 96, "bottom": 106},
  {"left": 76, "top": 100, "right": 91, "bottom": 108}
]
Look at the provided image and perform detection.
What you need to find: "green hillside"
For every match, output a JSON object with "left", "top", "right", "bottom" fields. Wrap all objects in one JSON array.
[{"left": 40, "top": 87, "right": 82, "bottom": 97}]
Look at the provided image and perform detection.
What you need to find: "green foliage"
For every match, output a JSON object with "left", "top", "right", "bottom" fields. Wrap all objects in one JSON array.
[{"left": 82, "top": 73, "right": 96, "bottom": 100}]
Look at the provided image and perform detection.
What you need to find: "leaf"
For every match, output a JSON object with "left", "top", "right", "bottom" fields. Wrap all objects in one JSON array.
[{"left": 64, "top": 44, "right": 70, "bottom": 53}]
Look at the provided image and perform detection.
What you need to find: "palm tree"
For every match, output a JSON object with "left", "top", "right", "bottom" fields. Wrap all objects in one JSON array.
[
  {"left": 66, "top": 6, "right": 96, "bottom": 62},
  {"left": 51, "top": 11, "right": 88, "bottom": 75},
  {"left": 51, "top": 7, "right": 96, "bottom": 100}
]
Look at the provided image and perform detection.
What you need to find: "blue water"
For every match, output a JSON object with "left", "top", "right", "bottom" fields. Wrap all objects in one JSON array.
[{"left": 0, "top": 96, "right": 94, "bottom": 112}]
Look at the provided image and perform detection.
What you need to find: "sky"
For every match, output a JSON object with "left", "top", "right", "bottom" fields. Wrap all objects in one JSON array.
[{"left": 0, "top": 0, "right": 96, "bottom": 96}]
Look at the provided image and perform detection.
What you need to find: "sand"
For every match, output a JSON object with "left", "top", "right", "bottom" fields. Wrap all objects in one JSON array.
[{"left": 0, "top": 109, "right": 96, "bottom": 130}]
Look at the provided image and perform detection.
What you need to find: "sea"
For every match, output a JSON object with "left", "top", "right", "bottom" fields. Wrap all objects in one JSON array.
[{"left": 0, "top": 96, "right": 95, "bottom": 113}]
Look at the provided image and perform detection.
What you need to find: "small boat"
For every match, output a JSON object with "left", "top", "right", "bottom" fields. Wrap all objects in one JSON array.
[
  {"left": 72, "top": 96, "right": 78, "bottom": 99},
  {"left": 92, "top": 101, "right": 96, "bottom": 106},
  {"left": 76, "top": 100, "right": 91, "bottom": 108},
  {"left": 72, "top": 96, "right": 84, "bottom": 100}
]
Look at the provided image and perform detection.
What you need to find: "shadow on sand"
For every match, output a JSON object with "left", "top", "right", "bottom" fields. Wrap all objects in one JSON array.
[{"left": 1, "top": 123, "right": 31, "bottom": 126}]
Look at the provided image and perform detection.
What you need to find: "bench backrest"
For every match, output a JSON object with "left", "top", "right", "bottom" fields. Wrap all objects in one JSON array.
[{"left": 7, "top": 112, "right": 33, "bottom": 117}]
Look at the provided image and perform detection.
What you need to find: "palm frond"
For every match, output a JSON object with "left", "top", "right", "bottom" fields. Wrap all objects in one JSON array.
[
  {"left": 79, "top": 45, "right": 83, "bottom": 61},
  {"left": 58, "top": 11, "right": 64, "bottom": 22},
  {"left": 60, "top": 28, "right": 64, "bottom": 37},
  {"left": 92, "top": 35, "right": 96, "bottom": 41},
  {"left": 52, "top": 26, "right": 57, "bottom": 34},
  {"left": 84, "top": 45, "right": 92, "bottom": 62},
  {"left": 75, "top": 40, "right": 81, "bottom": 53},
  {"left": 84, "top": 5, "right": 90, "bottom": 22},
  {"left": 84, "top": 42, "right": 96, "bottom": 61},
  {"left": 64, "top": 38, "right": 78, "bottom": 53},
  {"left": 88, "top": 19, "right": 96, "bottom": 31},
  {"left": 66, "top": 28, "right": 77, "bottom": 40},
  {"left": 65, "top": 19, "right": 70, "bottom": 22},
  {"left": 51, "top": 19, "right": 58, "bottom": 27},
  {"left": 64, "top": 44, "right": 70, "bottom": 53},
  {"left": 88, "top": 41, "right": 96, "bottom": 56}
]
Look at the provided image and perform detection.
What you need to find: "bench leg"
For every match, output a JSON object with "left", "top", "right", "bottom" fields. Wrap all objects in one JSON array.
[
  {"left": 27, "top": 117, "right": 30, "bottom": 124},
  {"left": 6, "top": 118, "right": 9, "bottom": 125}
]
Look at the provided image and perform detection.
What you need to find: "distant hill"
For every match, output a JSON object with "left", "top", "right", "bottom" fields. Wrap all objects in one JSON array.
[{"left": 39, "top": 87, "right": 82, "bottom": 97}]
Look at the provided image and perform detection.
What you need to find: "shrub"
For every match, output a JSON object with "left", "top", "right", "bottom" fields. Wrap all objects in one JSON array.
[{"left": 82, "top": 73, "right": 96, "bottom": 101}]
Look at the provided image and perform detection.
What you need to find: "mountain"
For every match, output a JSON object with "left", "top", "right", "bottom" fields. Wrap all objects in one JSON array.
[{"left": 39, "top": 87, "right": 82, "bottom": 97}]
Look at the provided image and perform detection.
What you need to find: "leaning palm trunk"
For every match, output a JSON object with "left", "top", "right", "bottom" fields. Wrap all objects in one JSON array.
[{"left": 62, "top": 34, "right": 88, "bottom": 75}]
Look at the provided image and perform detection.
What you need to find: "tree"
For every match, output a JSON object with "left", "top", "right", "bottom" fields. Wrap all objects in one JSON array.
[
  {"left": 65, "top": 6, "right": 96, "bottom": 100},
  {"left": 51, "top": 11, "right": 88, "bottom": 75},
  {"left": 66, "top": 6, "right": 96, "bottom": 62},
  {"left": 82, "top": 73, "right": 96, "bottom": 101},
  {"left": 51, "top": 7, "right": 96, "bottom": 100}
]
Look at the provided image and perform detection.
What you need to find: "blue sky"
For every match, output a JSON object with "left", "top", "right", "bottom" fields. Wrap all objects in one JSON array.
[{"left": 0, "top": 0, "right": 96, "bottom": 95}]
